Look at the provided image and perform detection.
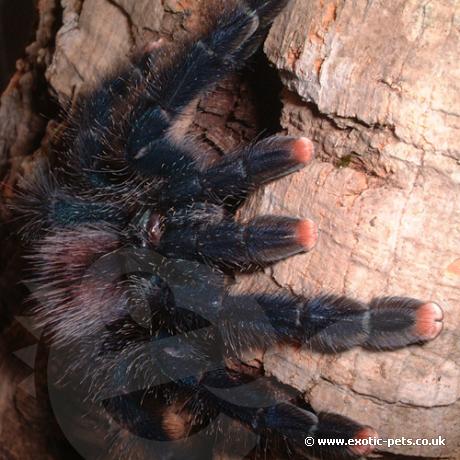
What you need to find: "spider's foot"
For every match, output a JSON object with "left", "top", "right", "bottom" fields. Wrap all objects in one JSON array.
[
  {"left": 241, "top": 136, "right": 315, "bottom": 183},
  {"left": 348, "top": 426, "right": 379, "bottom": 457},
  {"left": 159, "top": 136, "right": 315, "bottom": 205},
  {"left": 291, "top": 137, "right": 315, "bottom": 164},
  {"left": 413, "top": 301, "right": 444, "bottom": 340},
  {"left": 254, "top": 405, "right": 379, "bottom": 459},
  {"left": 160, "top": 216, "right": 318, "bottom": 267},
  {"left": 295, "top": 218, "right": 319, "bottom": 251},
  {"left": 313, "top": 413, "right": 379, "bottom": 458},
  {"left": 220, "top": 215, "right": 318, "bottom": 266},
  {"left": 364, "top": 297, "right": 444, "bottom": 350}
]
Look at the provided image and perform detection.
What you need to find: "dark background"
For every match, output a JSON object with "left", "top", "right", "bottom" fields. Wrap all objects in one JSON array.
[{"left": 0, "top": 0, "right": 37, "bottom": 92}]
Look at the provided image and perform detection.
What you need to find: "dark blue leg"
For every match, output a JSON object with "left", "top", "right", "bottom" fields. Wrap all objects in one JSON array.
[
  {"left": 158, "top": 214, "right": 318, "bottom": 269},
  {"left": 219, "top": 293, "right": 444, "bottom": 354},
  {"left": 149, "top": 0, "right": 291, "bottom": 116},
  {"left": 55, "top": 1, "right": 293, "bottom": 191},
  {"left": 156, "top": 136, "right": 314, "bottom": 206},
  {"left": 13, "top": 166, "right": 128, "bottom": 237},
  {"left": 124, "top": 1, "right": 293, "bottom": 179}
]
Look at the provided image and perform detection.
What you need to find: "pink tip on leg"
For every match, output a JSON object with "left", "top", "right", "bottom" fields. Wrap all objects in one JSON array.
[
  {"left": 292, "top": 137, "right": 315, "bottom": 164},
  {"left": 348, "top": 427, "right": 379, "bottom": 457},
  {"left": 296, "top": 219, "right": 318, "bottom": 251},
  {"left": 414, "top": 302, "right": 444, "bottom": 340}
]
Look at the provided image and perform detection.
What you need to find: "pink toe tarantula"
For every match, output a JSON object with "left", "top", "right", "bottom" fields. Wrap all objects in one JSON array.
[{"left": 15, "top": 0, "right": 444, "bottom": 459}]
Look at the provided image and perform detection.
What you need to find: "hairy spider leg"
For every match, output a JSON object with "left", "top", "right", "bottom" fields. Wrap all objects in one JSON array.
[
  {"left": 218, "top": 293, "right": 444, "bottom": 354},
  {"left": 54, "top": 1, "right": 294, "bottom": 204},
  {"left": 159, "top": 214, "right": 318, "bottom": 269},
  {"left": 121, "top": 1, "right": 293, "bottom": 191},
  {"left": 13, "top": 166, "right": 128, "bottom": 237},
  {"left": 102, "top": 338, "right": 378, "bottom": 459},
  {"left": 156, "top": 136, "right": 314, "bottom": 206},
  {"left": 99, "top": 288, "right": 442, "bottom": 459}
]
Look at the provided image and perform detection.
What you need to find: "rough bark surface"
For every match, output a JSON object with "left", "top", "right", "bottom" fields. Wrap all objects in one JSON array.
[
  {"left": 237, "top": 1, "right": 460, "bottom": 458},
  {"left": 0, "top": 0, "right": 458, "bottom": 459}
]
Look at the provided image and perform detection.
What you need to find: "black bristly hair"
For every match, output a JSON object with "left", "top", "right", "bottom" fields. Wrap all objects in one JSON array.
[{"left": 13, "top": 1, "right": 444, "bottom": 459}]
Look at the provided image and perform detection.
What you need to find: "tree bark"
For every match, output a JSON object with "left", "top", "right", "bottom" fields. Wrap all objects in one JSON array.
[
  {"left": 0, "top": 0, "right": 459, "bottom": 459},
  {"left": 236, "top": 1, "right": 460, "bottom": 458}
]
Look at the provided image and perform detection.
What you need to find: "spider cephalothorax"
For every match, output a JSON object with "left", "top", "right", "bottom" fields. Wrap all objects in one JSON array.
[{"left": 14, "top": 1, "right": 444, "bottom": 459}]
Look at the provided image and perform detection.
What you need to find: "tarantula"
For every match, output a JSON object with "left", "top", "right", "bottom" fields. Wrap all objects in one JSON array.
[{"left": 14, "top": 0, "right": 444, "bottom": 458}]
